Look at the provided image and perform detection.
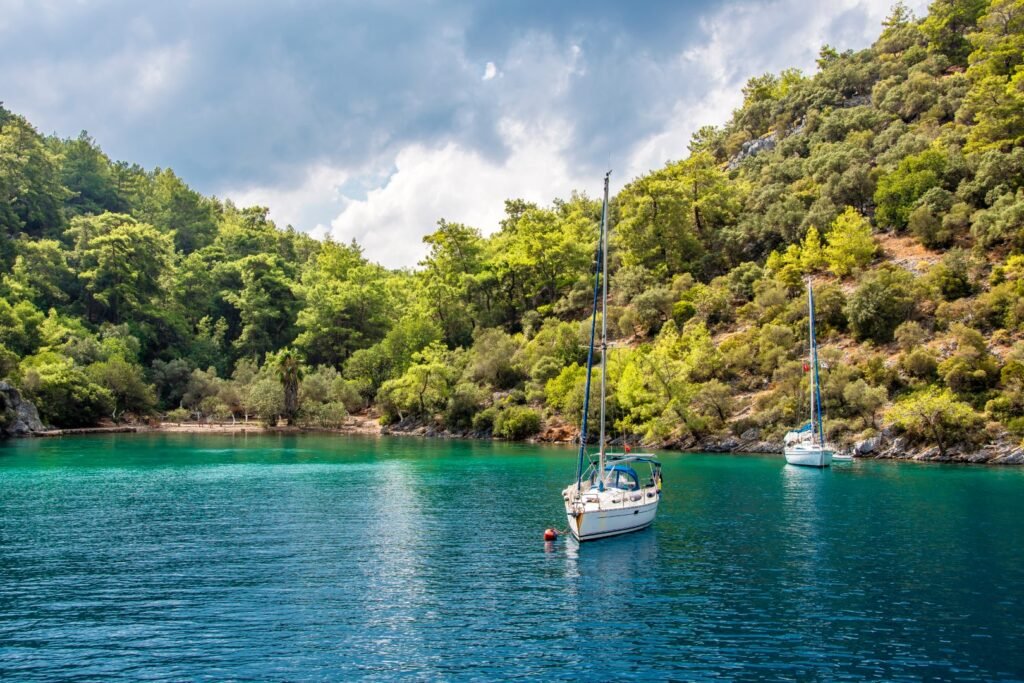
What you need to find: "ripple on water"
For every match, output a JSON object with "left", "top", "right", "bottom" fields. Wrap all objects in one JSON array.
[{"left": 0, "top": 434, "right": 1023, "bottom": 680}]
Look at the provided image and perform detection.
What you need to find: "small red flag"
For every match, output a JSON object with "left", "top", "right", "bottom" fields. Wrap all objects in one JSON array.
[
  {"left": 803, "top": 363, "right": 810, "bottom": 373},
  {"left": 625, "top": 445, "right": 632, "bottom": 453}
]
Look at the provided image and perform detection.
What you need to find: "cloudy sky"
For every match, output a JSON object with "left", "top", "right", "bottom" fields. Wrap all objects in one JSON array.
[{"left": 0, "top": 0, "right": 926, "bottom": 267}]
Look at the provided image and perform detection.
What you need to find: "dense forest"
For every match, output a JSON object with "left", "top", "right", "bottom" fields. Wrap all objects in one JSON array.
[{"left": 2, "top": 0, "right": 1023, "bottom": 456}]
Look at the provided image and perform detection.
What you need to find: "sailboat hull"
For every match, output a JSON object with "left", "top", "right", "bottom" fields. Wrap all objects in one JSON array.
[
  {"left": 784, "top": 446, "right": 833, "bottom": 467},
  {"left": 564, "top": 495, "right": 659, "bottom": 542}
]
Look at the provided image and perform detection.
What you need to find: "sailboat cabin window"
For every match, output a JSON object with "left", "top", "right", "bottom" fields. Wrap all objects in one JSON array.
[{"left": 603, "top": 465, "right": 640, "bottom": 490}]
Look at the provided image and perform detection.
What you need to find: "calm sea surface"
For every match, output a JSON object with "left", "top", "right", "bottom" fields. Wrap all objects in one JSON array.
[{"left": 1, "top": 433, "right": 1022, "bottom": 681}]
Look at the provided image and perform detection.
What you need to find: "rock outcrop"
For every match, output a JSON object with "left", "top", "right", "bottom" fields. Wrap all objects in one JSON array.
[
  {"left": 727, "top": 132, "right": 777, "bottom": 170},
  {"left": 865, "top": 433, "right": 1024, "bottom": 464},
  {"left": 854, "top": 436, "right": 882, "bottom": 455},
  {"left": 0, "top": 381, "right": 46, "bottom": 438}
]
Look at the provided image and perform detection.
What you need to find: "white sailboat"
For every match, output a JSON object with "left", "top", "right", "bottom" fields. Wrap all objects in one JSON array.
[
  {"left": 562, "top": 172, "right": 662, "bottom": 541},
  {"left": 784, "top": 279, "right": 834, "bottom": 467}
]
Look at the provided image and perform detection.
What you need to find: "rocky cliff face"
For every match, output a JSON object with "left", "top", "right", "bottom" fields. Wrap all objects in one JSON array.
[{"left": 0, "top": 382, "right": 46, "bottom": 438}]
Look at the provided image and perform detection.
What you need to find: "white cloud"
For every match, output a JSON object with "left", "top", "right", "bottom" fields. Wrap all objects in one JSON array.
[
  {"left": 482, "top": 61, "right": 497, "bottom": 80},
  {"left": 325, "top": 117, "right": 587, "bottom": 268},
  {"left": 226, "top": 164, "right": 353, "bottom": 235},
  {"left": 8, "top": 41, "right": 190, "bottom": 121}
]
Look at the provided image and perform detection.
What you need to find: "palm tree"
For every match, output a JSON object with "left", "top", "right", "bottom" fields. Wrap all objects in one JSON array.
[{"left": 277, "top": 350, "right": 302, "bottom": 425}]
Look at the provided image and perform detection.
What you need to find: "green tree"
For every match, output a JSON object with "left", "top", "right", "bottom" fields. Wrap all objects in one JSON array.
[
  {"left": 846, "top": 266, "right": 917, "bottom": 342},
  {"left": 616, "top": 153, "right": 740, "bottom": 278},
  {"left": 921, "top": 0, "right": 987, "bottom": 63},
  {"left": 985, "top": 359, "right": 1024, "bottom": 429},
  {"left": 874, "top": 148, "right": 948, "bottom": 230},
  {"left": 21, "top": 358, "right": 114, "bottom": 428},
  {"left": 419, "top": 220, "right": 484, "bottom": 346},
  {"left": 87, "top": 356, "right": 156, "bottom": 419},
  {"left": 151, "top": 358, "right": 194, "bottom": 408},
  {"left": 0, "top": 297, "right": 44, "bottom": 356},
  {"left": 67, "top": 213, "right": 173, "bottom": 324},
  {"left": 885, "top": 386, "right": 985, "bottom": 456},
  {"left": 0, "top": 111, "right": 66, "bottom": 243},
  {"left": 275, "top": 350, "right": 302, "bottom": 425},
  {"left": 248, "top": 376, "right": 284, "bottom": 426},
  {"left": 138, "top": 168, "right": 218, "bottom": 253},
  {"left": 343, "top": 315, "right": 442, "bottom": 400},
  {"left": 799, "top": 226, "right": 827, "bottom": 272},
  {"left": 464, "top": 328, "right": 524, "bottom": 390},
  {"left": 961, "top": 0, "right": 1024, "bottom": 151},
  {"left": 824, "top": 207, "right": 877, "bottom": 277},
  {"left": 376, "top": 343, "right": 464, "bottom": 423},
  {"left": 488, "top": 202, "right": 594, "bottom": 320},
  {"left": 226, "top": 254, "right": 299, "bottom": 361},
  {"left": 294, "top": 253, "right": 391, "bottom": 368},
  {"left": 2, "top": 239, "right": 75, "bottom": 309},
  {"left": 691, "top": 379, "right": 734, "bottom": 429},
  {"left": 56, "top": 131, "right": 126, "bottom": 216},
  {"left": 841, "top": 378, "right": 888, "bottom": 427}
]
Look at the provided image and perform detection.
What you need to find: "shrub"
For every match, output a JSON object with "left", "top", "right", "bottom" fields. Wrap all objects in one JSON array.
[
  {"left": 493, "top": 406, "right": 542, "bottom": 440},
  {"left": 690, "top": 283, "right": 733, "bottom": 326},
  {"left": 672, "top": 300, "right": 696, "bottom": 327},
  {"left": 466, "top": 329, "right": 524, "bottom": 389},
  {"left": 901, "top": 348, "right": 939, "bottom": 379},
  {"left": 938, "top": 326, "right": 1000, "bottom": 396},
  {"left": 908, "top": 187, "right": 956, "bottom": 248},
  {"left": 971, "top": 189, "right": 1024, "bottom": 248},
  {"left": 472, "top": 407, "right": 498, "bottom": 433},
  {"left": 815, "top": 284, "right": 848, "bottom": 332},
  {"left": 0, "top": 343, "right": 20, "bottom": 381},
  {"left": 846, "top": 266, "right": 917, "bottom": 343},
  {"left": 445, "top": 383, "right": 485, "bottom": 430},
  {"left": 725, "top": 262, "right": 763, "bottom": 301},
  {"left": 166, "top": 407, "right": 189, "bottom": 423},
  {"left": 247, "top": 377, "right": 284, "bottom": 426},
  {"left": 926, "top": 249, "right": 974, "bottom": 301},
  {"left": 894, "top": 321, "right": 928, "bottom": 351},
  {"left": 330, "top": 378, "right": 365, "bottom": 413},
  {"left": 631, "top": 286, "right": 674, "bottom": 336},
  {"left": 86, "top": 356, "right": 156, "bottom": 418},
  {"left": 299, "top": 401, "right": 347, "bottom": 428}
]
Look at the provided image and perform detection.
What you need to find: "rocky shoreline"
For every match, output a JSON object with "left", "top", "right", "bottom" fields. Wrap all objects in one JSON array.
[
  {"left": 379, "top": 419, "right": 1024, "bottom": 465},
  {"left": 4, "top": 387, "right": 1023, "bottom": 464}
]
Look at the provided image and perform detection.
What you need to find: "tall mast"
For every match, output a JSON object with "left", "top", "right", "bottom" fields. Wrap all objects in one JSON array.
[
  {"left": 575, "top": 189, "right": 604, "bottom": 491},
  {"left": 598, "top": 171, "right": 611, "bottom": 478},
  {"left": 808, "top": 279, "right": 824, "bottom": 445}
]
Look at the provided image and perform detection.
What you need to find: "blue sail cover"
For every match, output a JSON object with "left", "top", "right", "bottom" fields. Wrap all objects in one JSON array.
[{"left": 795, "top": 423, "right": 812, "bottom": 433}]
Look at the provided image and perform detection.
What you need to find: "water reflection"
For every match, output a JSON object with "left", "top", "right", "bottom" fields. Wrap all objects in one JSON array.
[{"left": 358, "top": 459, "right": 431, "bottom": 669}]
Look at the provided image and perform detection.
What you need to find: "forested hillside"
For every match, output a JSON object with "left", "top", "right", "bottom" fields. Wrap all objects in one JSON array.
[{"left": 2, "top": 0, "right": 1023, "bottom": 457}]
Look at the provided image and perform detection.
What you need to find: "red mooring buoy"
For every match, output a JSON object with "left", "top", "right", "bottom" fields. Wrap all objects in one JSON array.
[{"left": 544, "top": 528, "right": 558, "bottom": 541}]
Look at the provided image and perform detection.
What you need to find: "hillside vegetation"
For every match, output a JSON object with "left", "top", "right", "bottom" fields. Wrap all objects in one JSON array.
[{"left": 2, "top": 0, "right": 1024, "bottom": 458}]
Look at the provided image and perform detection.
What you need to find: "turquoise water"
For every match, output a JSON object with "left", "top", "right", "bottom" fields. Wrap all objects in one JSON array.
[{"left": 1, "top": 434, "right": 1022, "bottom": 681}]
